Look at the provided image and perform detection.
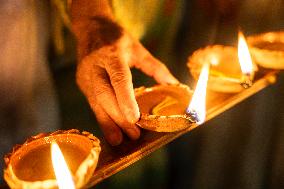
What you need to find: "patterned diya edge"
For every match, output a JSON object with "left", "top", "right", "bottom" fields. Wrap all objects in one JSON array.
[
  {"left": 247, "top": 31, "right": 284, "bottom": 69},
  {"left": 137, "top": 113, "right": 196, "bottom": 132},
  {"left": 135, "top": 84, "right": 196, "bottom": 132},
  {"left": 4, "top": 129, "right": 101, "bottom": 189}
]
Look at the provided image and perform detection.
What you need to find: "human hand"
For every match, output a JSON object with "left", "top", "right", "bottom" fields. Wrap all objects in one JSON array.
[{"left": 77, "top": 31, "right": 178, "bottom": 146}]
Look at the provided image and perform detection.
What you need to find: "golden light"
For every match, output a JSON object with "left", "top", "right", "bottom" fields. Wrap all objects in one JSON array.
[
  {"left": 51, "top": 141, "right": 75, "bottom": 189},
  {"left": 186, "top": 63, "right": 209, "bottom": 124},
  {"left": 238, "top": 31, "right": 254, "bottom": 75},
  {"left": 210, "top": 54, "right": 219, "bottom": 66}
]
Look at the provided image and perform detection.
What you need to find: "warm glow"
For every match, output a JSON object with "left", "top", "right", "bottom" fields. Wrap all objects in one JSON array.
[
  {"left": 238, "top": 31, "right": 253, "bottom": 75},
  {"left": 186, "top": 63, "right": 209, "bottom": 124},
  {"left": 51, "top": 141, "right": 75, "bottom": 189},
  {"left": 210, "top": 55, "right": 219, "bottom": 66}
]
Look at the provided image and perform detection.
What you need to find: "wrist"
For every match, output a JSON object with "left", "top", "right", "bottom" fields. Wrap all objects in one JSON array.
[{"left": 74, "top": 17, "right": 123, "bottom": 61}]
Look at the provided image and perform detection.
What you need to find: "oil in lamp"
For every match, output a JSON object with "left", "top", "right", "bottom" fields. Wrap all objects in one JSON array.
[
  {"left": 4, "top": 129, "right": 101, "bottom": 189},
  {"left": 187, "top": 31, "right": 257, "bottom": 93}
]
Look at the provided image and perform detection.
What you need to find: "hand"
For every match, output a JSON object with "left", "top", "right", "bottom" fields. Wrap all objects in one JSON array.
[{"left": 77, "top": 31, "right": 178, "bottom": 146}]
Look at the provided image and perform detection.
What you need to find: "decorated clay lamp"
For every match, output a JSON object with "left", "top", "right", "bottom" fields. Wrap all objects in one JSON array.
[
  {"left": 4, "top": 129, "right": 101, "bottom": 189},
  {"left": 135, "top": 84, "right": 194, "bottom": 132},
  {"left": 247, "top": 31, "right": 284, "bottom": 69},
  {"left": 188, "top": 31, "right": 257, "bottom": 93},
  {"left": 136, "top": 64, "right": 209, "bottom": 132}
]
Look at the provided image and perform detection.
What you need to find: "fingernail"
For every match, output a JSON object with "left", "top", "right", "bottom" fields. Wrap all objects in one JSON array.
[
  {"left": 126, "top": 127, "right": 140, "bottom": 140},
  {"left": 107, "top": 132, "right": 123, "bottom": 146},
  {"left": 125, "top": 107, "right": 140, "bottom": 124}
]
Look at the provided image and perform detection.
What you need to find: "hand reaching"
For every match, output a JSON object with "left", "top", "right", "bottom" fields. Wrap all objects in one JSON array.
[{"left": 76, "top": 29, "right": 178, "bottom": 146}]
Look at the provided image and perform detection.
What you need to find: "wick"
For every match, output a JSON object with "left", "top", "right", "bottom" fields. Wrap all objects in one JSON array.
[
  {"left": 241, "top": 74, "right": 253, "bottom": 89},
  {"left": 185, "top": 109, "right": 200, "bottom": 123}
]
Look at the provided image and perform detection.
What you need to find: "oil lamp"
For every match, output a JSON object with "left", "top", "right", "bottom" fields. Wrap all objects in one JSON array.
[
  {"left": 135, "top": 84, "right": 194, "bottom": 132},
  {"left": 4, "top": 129, "right": 101, "bottom": 189},
  {"left": 136, "top": 63, "right": 209, "bottom": 131},
  {"left": 188, "top": 31, "right": 257, "bottom": 93}
]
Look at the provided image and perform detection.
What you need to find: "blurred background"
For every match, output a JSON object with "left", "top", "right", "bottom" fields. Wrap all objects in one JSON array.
[{"left": 0, "top": 0, "right": 284, "bottom": 188}]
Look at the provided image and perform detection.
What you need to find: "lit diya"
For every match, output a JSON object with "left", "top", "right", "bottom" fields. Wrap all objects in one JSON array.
[
  {"left": 188, "top": 31, "right": 257, "bottom": 93},
  {"left": 248, "top": 31, "right": 284, "bottom": 69},
  {"left": 136, "top": 64, "right": 209, "bottom": 132},
  {"left": 4, "top": 129, "right": 101, "bottom": 189}
]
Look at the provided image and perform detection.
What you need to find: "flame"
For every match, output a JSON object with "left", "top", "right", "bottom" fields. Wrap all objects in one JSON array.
[
  {"left": 51, "top": 141, "right": 75, "bottom": 189},
  {"left": 238, "top": 31, "right": 253, "bottom": 75},
  {"left": 186, "top": 63, "right": 209, "bottom": 124}
]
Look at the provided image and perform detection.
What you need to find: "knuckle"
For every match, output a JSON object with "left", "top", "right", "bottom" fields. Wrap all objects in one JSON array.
[
  {"left": 107, "top": 60, "right": 131, "bottom": 88},
  {"left": 93, "top": 85, "right": 110, "bottom": 99},
  {"left": 110, "top": 71, "right": 130, "bottom": 88}
]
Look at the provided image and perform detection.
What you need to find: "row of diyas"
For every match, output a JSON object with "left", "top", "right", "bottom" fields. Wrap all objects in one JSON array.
[
  {"left": 136, "top": 31, "right": 284, "bottom": 131},
  {"left": 3, "top": 31, "right": 284, "bottom": 188},
  {"left": 188, "top": 31, "right": 284, "bottom": 93}
]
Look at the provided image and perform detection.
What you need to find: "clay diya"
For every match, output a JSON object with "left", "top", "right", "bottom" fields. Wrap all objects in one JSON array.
[
  {"left": 248, "top": 31, "right": 284, "bottom": 69},
  {"left": 4, "top": 129, "right": 101, "bottom": 189},
  {"left": 187, "top": 45, "right": 257, "bottom": 93},
  {"left": 135, "top": 84, "right": 196, "bottom": 132}
]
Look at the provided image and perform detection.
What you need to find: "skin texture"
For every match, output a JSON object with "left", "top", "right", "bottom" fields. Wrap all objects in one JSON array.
[{"left": 71, "top": 0, "right": 178, "bottom": 146}]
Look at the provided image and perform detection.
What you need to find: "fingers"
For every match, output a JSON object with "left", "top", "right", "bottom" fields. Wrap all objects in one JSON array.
[
  {"left": 132, "top": 43, "right": 179, "bottom": 85},
  {"left": 92, "top": 66, "right": 140, "bottom": 140},
  {"left": 92, "top": 104, "right": 123, "bottom": 146},
  {"left": 105, "top": 55, "right": 140, "bottom": 124}
]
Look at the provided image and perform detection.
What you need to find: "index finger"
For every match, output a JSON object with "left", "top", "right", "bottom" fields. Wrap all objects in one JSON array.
[{"left": 105, "top": 55, "right": 140, "bottom": 124}]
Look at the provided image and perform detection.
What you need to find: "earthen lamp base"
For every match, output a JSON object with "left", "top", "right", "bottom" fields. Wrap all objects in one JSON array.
[
  {"left": 135, "top": 84, "right": 195, "bottom": 132},
  {"left": 187, "top": 45, "right": 257, "bottom": 93},
  {"left": 248, "top": 31, "right": 284, "bottom": 69},
  {"left": 4, "top": 129, "right": 101, "bottom": 189}
]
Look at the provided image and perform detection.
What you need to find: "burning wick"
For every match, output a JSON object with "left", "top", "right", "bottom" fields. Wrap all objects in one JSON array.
[
  {"left": 185, "top": 110, "right": 200, "bottom": 123},
  {"left": 240, "top": 74, "right": 253, "bottom": 89},
  {"left": 238, "top": 31, "right": 254, "bottom": 88},
  {"left": 51, "top": 141, "right": 76, "bottom": 189},
  {"left": 186, "top": 63, "right": 209, "bottom": 124}
]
